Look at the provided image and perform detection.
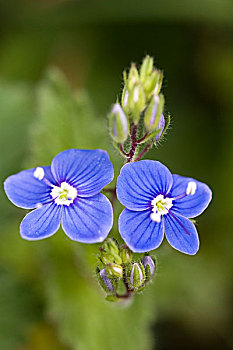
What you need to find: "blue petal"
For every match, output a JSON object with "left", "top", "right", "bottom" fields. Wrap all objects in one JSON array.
[
  {"left": 20, "top": 202, "right": 61, "bottom": 240},
  {"left": 4, "top": 167, "right": 55, "bottom": 209},
  {"left": 51, "top": 149, "right": 114, "bottom": 197},
  {"left": 116, "top": 160, "right": 173, "bottom": 211},
  {"left": 170, "top": 174, "right": 212, "bottom": 218},
  {"left": 164, "top": 212, "right": 199, "bottom": 255},
  {"left": 61, "top": 193, "right": 113, "bottom": 243},
  {"left": 118, "top": 208, "right": 164, "bottom": 252}
]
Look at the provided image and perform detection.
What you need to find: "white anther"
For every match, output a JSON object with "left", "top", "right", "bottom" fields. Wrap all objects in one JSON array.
[
  {"left": 186, "top": 181, "right": 197, "bottom": 195},
  {"left": 34, "top": 167, "right": 45, "bottom": 180},
  {"left": 150, "top": 212, "right": 161, "bottom": 223},
  {"left": 36, "top": 203, "right": 43, "bottom": 209}
]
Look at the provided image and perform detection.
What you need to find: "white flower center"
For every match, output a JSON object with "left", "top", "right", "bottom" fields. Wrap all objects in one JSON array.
[
  {"left": 150, "top": 194, "right": 173, "bottom": 223},
  {"left": 50, "top": 182, "right": 77, "bottom": 206}
]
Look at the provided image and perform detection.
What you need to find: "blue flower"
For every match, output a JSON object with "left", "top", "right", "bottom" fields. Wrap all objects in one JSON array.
[
  {"left": 4, "top": 149, "right": 114, "bottom": 243},
  {"left": 116, "top": 160, "right": 212, "bottom": 254}
]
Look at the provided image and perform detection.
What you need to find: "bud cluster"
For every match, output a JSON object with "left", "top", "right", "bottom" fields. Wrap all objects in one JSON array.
[
  {"left": 96, "top": 238, "right": 156, "bottom": 302},
  {"left": 109, "top": 56, "right": 170, "bottom": 161}
]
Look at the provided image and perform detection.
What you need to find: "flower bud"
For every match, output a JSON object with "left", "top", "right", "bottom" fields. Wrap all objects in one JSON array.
[
  {"left": 121, "top": 87, "right": 129, "bottom": 112},
  {"left": 128, "top": 63, "right": 139, "bottom": 90},
  {"left": 143, "top": 69, "right": 163, "bottom": 97},
  {"left": 140, "top": 55, "right": 154, "bottom": 83},
  {"left": 109, "top": 103, "right": 129, "bottom": 144},
  {"left": 127, "top": 262, "right": 145, "bottom": 290},
  {"left": 120, "top": 245, "right": 132, "bottom": 264},
  {"left": 99, "top": 238, "right": 122, "bottom": 265},
  {"left": 154, "top": 70, "right": 163, "bottom": 95},
  {"left": 142, "top": 255, "right": 156, "bottom": 283},
  {"left": 106, "top": 263, "right": 123, "bottom": 278},
  {"left": 144, "top": 94, "right": 164, "bottom": 132},
  {"left": 128, "top": 83, "right": 146, "bottom": 124},
  {"left": 97, "top": 268, "right": 117, "bottom": 293},
  {"left": 155, "top": 113, "right": 165, "bottom": 142}
]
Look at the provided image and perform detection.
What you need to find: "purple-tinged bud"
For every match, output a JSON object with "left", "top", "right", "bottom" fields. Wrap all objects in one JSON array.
[
  {"left": 109, "top": 103, "right": 129, "bottom": 144},
  {"left": 155, "top": 113, "right": 165, "bottom": 142},
  {"left": 127, "top": 262, "right": 145, "bottom": 290},
  {"left": 142, "top": 256, "right": 156, "bottom": 282},
  {"left": 144, "top": 94, "right": 164, "bottom": 132},
  {"left": 97, "top": 268, "right": 116, "bottom": 293}
]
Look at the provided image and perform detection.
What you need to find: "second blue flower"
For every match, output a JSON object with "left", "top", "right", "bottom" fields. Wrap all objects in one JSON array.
[{"left": 116, "top": 160, "right": 212, "bottom": 255}]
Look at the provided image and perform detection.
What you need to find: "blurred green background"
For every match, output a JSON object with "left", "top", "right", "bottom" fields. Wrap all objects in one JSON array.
[{"left": 0, "top": 0, "right": 233, "bottom": 349}]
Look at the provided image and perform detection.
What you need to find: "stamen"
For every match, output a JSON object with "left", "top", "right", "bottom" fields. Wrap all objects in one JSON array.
[
  {"left": 33, "top": 167, "right": 54, "bottom": 187},
  {"left": 186, "top": 181, "right": 197, "bottom": 195},
  {"left": 34, "top": 167, "right": 45, "bottom": 180}
]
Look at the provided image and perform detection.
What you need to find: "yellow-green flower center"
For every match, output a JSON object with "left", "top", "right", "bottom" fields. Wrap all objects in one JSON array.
[{"left": 150, "top": 194, "right": 173, "bottom": 222}]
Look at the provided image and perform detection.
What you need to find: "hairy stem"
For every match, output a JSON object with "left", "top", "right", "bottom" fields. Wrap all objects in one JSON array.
[{"left": 134, "top": 143, "right": 151, "bottom": 161}]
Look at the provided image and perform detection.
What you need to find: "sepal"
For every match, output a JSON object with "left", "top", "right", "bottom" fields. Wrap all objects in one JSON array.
[
  {"left": 120, "top": 245, "right": 132, "bottom": 264},
  {"left": 128, "top": 63, "right": 139, "bottom": 90},
  {"left": 140, "top": 55, "right": 154, "bottom": 83},
  {"left": 128, "top": 83, "right": 146, "bottom": 124},
  {"left": 106, "top": 263, "right": 123, "bottom": 278}
]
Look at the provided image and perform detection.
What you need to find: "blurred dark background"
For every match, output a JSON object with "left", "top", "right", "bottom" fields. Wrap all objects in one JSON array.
[{"left": 0, "top": 1, "right": 232, "bottom": 349}]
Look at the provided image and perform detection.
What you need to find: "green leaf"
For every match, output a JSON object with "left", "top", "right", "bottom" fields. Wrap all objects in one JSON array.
[
  {"left": 0, "top": 267, "right": 42, "bottom": 350},
  {"left": 27, "top": 67, "right": 107, "bottom": 166}
]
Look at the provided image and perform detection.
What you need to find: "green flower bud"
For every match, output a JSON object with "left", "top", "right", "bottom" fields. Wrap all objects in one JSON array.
[
  {"left": 144, "top": 94, "right": 164, "bottom": 132},
  {"left": 128, "top": 63, "right": 139, "bottom": 90},
  {"left": 128, "top": 83, "right": 146, "bottom": 124},
  {"left": 140, "top": 55, "right": 154, "bottom": 83},
  {"left": 109, "top": 103, "right": 129, "bottom": 144},
  {"left": 154, "top": 70, "right": 163, "bottom": 95},
  {"left": 106, "top": 263, "right": 123, "bottom": 278},
  {"left": 120, "top": 245, "right": 132, "bottom": 264},
  {"left": 127, "top": 262, "right": 145, "bottom": 290},
  {"left": 121, "top": 86, "right": 129, "bottom": 112},
  {"left": 144, "top": 70, "right": 163, "bottom": 96},
  {"left": 99, "top": 238, "right": 122, "bottom": 265},
  {"left": 97, "top": 268, "right": 117, "bottom": 293},
  {"left": 142, "top": 255, "right": 156, "bottom": 283}
]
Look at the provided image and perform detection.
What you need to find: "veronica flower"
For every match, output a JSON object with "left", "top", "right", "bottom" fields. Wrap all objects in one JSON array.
[
  {"left": 4, "top": 149, "right": 114, "bottom": 243},
  {"left": 116, "top": 160, "right": 212, "bottom": 254}
]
